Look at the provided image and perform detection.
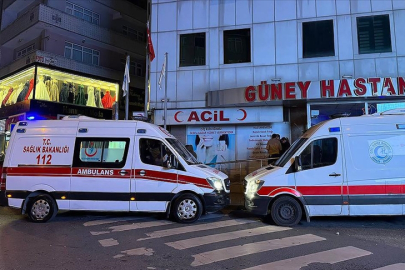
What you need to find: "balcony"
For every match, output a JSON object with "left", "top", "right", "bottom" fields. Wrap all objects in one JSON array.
[{"left": 0, "top": 4, "right": 145, "bottom": 55}]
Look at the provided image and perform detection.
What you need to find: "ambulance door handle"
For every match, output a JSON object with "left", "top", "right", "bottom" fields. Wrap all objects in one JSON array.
[
  {"left": 120, "top": 170, "right": 128, "bottom": 176},
  {"left": 329, "top": 173, "right": 341, "bottom": 177},
  {"left": 139, "top": 170, "right": 146, "bottom": 176}
]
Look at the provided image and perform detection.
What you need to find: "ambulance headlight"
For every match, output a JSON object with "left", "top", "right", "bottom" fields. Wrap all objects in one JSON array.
[
  {"left": 246, "top": 179, "right": 265, "bottom": 193},
  {"left": 207, "top": 177, "right": 224, "bottom": 191}
]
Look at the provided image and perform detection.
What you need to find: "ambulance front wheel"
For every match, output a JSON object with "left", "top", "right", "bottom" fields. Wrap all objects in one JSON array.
[
  {"left": 270, "top": 196, "right": 302, "bottom": 226},
  {"left": 172, "top": 193, "right": 203, "bottom": 224},
  {"left": 27, "top": 194, "right": 58, "bottom": 223}
]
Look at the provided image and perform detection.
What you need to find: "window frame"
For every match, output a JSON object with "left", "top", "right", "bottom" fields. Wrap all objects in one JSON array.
[
  {"left": 122, "top": 25, "right": 145, "bottom": 42},
  {"left": 299, "top": 137, "right": 338, "bottom": 171},
  {"left": 73, "top": 137, "right": 130, "bottom": 168},
  {"left": 302, "top": 19, "right": 335, "bottom": 59},
  {"left": 139, "top": 138, "right": 168, "bottom": 167},
  {"left": 356, "top": 14, "right": 392, "bottom": 55},
  {"left": 179, "top": 32, "right": 206, "bottom": 67},
  {"left": 16, "top": 44, "right": 35, "bottom": 59},
  {"left": 120, "top": 58, "right": 144, "bottom": 77},
  {"left": 66, "top": 1, "right": 100, "bottom": 25},
  {"left": 223, "top": 28, "right": 251, "bottom": 65},
  {"left": 64, "top": 41, "right": 100, "bottom": 66}
]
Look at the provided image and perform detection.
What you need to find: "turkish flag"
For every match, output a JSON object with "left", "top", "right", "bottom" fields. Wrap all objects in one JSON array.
[{"left": 147, "top": 21, "right": 155, "bottom": 62}]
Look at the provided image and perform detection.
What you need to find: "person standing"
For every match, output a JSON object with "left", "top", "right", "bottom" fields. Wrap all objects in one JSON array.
[
  {"left": 280, "top": 137, "right": 291, "bottom": 155},
  {"left": 266, "top": 134, "right": 282, "bottom": 165}
]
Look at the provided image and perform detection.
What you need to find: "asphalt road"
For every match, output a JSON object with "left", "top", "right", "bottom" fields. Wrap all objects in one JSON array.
[{"left": 1, "top": 206, "right": 405, "bottom": 270}]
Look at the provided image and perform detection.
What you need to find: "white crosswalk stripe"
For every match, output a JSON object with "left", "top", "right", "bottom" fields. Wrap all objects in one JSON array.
[
  {"left": 84, "top": 216, "right": 390, "bottom": 269},
  {"left": 83, "top": 217, "right": 147, "bottom": 227},
  {"left": 241, "top": 246, "right": 372, "bottom": 270},
  {"left": 138, "top": 219, "right": 257, "bottom": 241},
  {"left": 373, "top": 264, "right": 405, "bottom": 270},
  {"left": 166, "top": 225, "right": 291, "bottom": 250},
  {"left": 109, "top": 220, "right": 173, "bottom": 233},
  {"left": 191, "top": 234, "right": 326, "bottom": 267},
  {"left": 99, "top": 238, "right": 119, "bottom": 247}
]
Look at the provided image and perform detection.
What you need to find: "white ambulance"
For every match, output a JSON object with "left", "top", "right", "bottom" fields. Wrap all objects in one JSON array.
[
  {"left": 245, "top": 109, "right": 405, "bottom": 226},
  {"left": 3, "top": 116, "right": 230, "bottom": 223}
]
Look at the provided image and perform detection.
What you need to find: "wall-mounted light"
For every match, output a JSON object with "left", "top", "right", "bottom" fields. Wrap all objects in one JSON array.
[{"left": 342, "top": 75, "right": 352, "bottom": 79}]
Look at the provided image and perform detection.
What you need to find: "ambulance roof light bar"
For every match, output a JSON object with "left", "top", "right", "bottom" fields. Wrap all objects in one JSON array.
[{"left": 62, "top": 115, "right": 97, "bottom": 120}]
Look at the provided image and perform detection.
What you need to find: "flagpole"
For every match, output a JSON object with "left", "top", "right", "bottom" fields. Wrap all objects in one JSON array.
[
  {"left": 144, "top": 53, "right": 150, "bottom": 119},
  {"left": 125, "top": 55, "right": 130, "bottom": 120},
  {"left": 164, "top": 52, "right": 168, "bottom": 130},
  {"left": 123, "top": 54, "right": 130, "bottom": 121},
  {"left": 144, "top": 0, "right": 150, "bottom": 119}
]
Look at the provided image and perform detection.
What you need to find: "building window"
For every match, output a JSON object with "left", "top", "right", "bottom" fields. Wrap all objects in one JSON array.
[
  {"left": 66, "top": 1, "right": 100, "bottom": 25},
  {"left": 357, "top": 15, "right": 391, "bottom": 54},
  {"left": 120, "top": 59, "right": 144, "bottom": 77},
  {"left": 179, "top": 33, "right": 206, "bottom": 67},
  {"left": 16, "top": 44, "right": 35, "bottom": 59},
  {"left": 64, "top": 42, "right": 99, "bottom": 65},
  {"left": 303, "top": 20, "right": 335, "bottom": 58},
  {"left": 122, "top": 26, "right": 144, "bottom": 42},
  {"left": 224, "top": 29, "right": 251, "bottom": 64}
]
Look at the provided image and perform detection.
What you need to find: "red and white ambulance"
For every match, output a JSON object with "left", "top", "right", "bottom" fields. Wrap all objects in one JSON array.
[
  {"left": 245, "top": 109, "right": 405, "bottom": 226},
  {"left": 4, "top": 116, "right": 230, "bottom": 223}
]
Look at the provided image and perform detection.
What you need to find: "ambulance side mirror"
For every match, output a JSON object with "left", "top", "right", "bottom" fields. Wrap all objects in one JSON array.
[
  {"left": 294, "top": 156, "right": 302, "bottom": 172},
  {"left": 163, "top": 154, "right": 177, "bottom": 169}
]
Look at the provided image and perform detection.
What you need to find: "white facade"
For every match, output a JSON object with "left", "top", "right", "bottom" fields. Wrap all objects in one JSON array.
[{"left": 149, "top": 0, "right": 405, "bottom": 112}]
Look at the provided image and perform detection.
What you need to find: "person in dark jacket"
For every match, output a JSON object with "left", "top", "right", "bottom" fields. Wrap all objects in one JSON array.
[{"left": 280, "top": 137, "right": 291, "bottom": 155}]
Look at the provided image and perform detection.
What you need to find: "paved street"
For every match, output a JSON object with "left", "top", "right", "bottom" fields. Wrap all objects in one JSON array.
[{"left": 1, "top": 206, "right": 405, "bottom": 270}]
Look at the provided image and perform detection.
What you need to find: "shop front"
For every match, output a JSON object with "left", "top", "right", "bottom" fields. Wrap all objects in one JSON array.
[
  {"left": 154, "top": 107, "right": 289, "bottom": 167},
  {"left": 0, "top": 64, "right": 120, "bottom": 130},
  {"left": 207, "top": 76, "right": 405, "bottom": 141}
]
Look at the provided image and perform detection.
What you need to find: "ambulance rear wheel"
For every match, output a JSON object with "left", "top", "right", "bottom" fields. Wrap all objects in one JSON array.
[
  {"left": 270, "top": 196, "right": 302, "bottom": 226},
  {"left": 172, "top": 193, "right": 202, "bottom": 224},
  {"left": 27, "top": 194, "right": 57, "bottom": 223}
]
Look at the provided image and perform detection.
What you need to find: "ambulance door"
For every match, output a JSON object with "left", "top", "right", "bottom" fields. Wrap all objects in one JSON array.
[
  {"left": 70, "top": 136, "right": 133, "bottom": 211},
  {"left": 294, "top": 136, "right": 344, "bottom": 216},
  {"left": 131, "top": 137, "right": 178, "bottom": 212}
]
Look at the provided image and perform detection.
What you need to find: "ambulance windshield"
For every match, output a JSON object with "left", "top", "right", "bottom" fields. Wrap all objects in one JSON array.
[
  {"left": 166, "top": 138, "right": 199, "bottom": 165},
  {"left": 274, "top": 138, "right": 307, "bottom": 167}
]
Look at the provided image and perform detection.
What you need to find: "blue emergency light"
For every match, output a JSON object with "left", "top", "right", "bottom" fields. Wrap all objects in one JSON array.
[{"left": 329, "top": 127, "right": 340, "bottom": 132}]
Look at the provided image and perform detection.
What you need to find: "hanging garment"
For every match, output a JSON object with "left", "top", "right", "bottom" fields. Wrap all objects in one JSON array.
[
  {"left": 45, "top": 79, "right": 51, "bottom": 97},
  {"left": 0, "top": 89, "right": 8, "bottom": 107},
  {"left": 94, "top": 88, "right": 103, "bottom": 108},
  {"left": 2, "top": 88, "right": 14, "bottom": 107},
  {"left": 35, "top": 80, "right": 51, "bottom": 101},
  {"left": 86, "top": 86, "right": 96, "bottom": 107},
  {"left": 67, "top": 83, "right": 75, "bottom": 103},
  {"left": 10, "top": 83, "right": 24, "bottom": 105},
  {"left": 6, "top": 86, "right": 17, "bottom": 105},
  {"left": 24, "top": 78, "right": 35, "bottom": 100},
  {"left": 59, "top": 82, "right": 69, "bottom": 103},
  {"left": 75, "top": 85, "right": 86, "bottom": 106},
  {"left": 17, "top": 81, "right": 30, "bottom": 102},
  {"left": 101, "top": 91, "right": 114, "bottom": 109},
  {"left": 49, "top": 80, "right": 59, "bottom": 102}
]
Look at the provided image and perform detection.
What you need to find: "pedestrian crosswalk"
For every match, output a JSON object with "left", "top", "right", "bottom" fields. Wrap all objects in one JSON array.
[{"left": 83, "top": 215, "right": 404, "bottom": 269}]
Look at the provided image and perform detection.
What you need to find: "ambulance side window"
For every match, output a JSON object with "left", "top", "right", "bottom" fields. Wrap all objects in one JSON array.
[
  {"left": 299, "top": 138, "right": 337, "bottom": 170},
  {"left": 140, "top": 138, "right": 168, "bottom": 167},
  {"left": 73, "top": 138, "right": 130, "bottom": 168}
]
